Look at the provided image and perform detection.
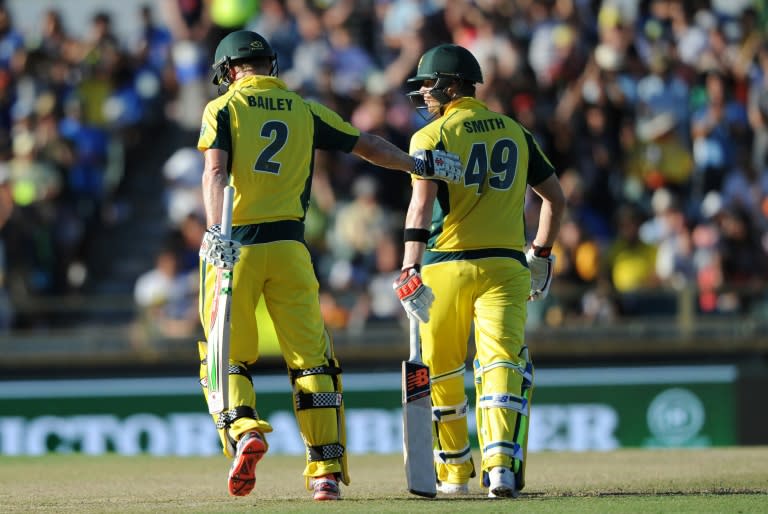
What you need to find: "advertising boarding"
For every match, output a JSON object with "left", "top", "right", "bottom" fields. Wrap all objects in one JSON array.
[{"left": 0, "top": 366, "right": 737, "bottom": 456}]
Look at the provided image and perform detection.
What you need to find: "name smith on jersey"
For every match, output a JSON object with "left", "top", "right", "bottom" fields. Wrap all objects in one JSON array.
[
  {"left": 463, "top": 117, "right": 505, "bottom": 133},
  {"left": 246, "top": 95, "right": 293, "bottom": 111}
]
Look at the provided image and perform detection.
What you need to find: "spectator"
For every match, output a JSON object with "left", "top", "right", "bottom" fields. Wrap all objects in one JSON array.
[
  {"left": 747, "top": 42, "right": 768, "bottom": 173},
  {"left": 162, "top": 146, "right": 204, "bottom": 226},
  {"left": 635, "top": 49, "right": 691, "bottom": 143},
  {"left": 347, "top": 232, "right": 404, "bottom": 333},
  {"left": 625, "top": 110, "right": 694, "bottom": 203},
  {"left": 690, "top": 69, "right": 749, "bottom": 199},
  {"left": 0, "top": 0, "right": 765, "bottom": 334},
  {"left": 132, "top": 245, "right": 199, "bottom": 346},
  {"left": 0, "top": 162, "right": 14, "bottom": 331},
  {"left": 0, "top": 5, "right": 24, "bottom": 72},
  {"left": 326, "top": 175, "right": 394, "bottom": 292},
  {"left": 711, "top": 205, "right": 768, "bottom": 312},
  {"left": 603, "top": 204, "right": 660, "bottom": 315},
  {"left": 282, "top": 8, "right": 331, "bottom": 94}
]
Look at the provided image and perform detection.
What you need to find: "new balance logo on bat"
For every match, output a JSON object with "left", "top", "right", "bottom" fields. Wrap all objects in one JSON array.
[
  {"left": 407, "top": 368, "right": 429, "bottom": 389},
  {"left": 404, "top": 363, "right": 430, "bottom": 401}
]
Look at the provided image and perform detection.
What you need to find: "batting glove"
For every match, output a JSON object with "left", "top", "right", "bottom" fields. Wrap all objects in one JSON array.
[
  {"left": 393, "top": 266, "right": 434, "bottom": 323},
  {"left": 199, "top": 224, "right": 242, "bottom": 270},
  {"left": 412, "top": 149, "right": 463, "bottom": 183},
  {"left": 526, "top": 248, "right": 556, "bottom": 302}
]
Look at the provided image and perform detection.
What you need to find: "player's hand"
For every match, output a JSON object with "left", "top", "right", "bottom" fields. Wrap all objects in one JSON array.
[
  {"left": 199, "top": 224, "right": 241, "bottom": 270},
  {"left": 526, "top": 248, "right": 556, "bottom": 302},
  {"left": 393, "top": 266, "right": 434, "bottom": 323},
  {"left": 412, "top": 149, "right": 463, "bottom": 183}
]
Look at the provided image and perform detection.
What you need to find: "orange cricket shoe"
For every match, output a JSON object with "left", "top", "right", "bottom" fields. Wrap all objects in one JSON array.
[
  {"left": 311, "top": 473, "right": 341, "bottom": 501},
  {"left": 227, "top": 431, "right": 267, "bottom": 496}
]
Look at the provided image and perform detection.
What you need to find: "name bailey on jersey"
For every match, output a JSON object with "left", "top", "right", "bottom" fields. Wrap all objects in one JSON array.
[{"left": 246, "top": 95, "right": 293, "bottom": 111}]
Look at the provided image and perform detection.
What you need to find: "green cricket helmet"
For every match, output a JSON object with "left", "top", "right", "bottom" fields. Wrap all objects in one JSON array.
[
  {"left": 212, "top": 30, "right": 278, "bottom": 93},
  {"left": 407, "top": 44, "right": 483, "bottom": 107}
]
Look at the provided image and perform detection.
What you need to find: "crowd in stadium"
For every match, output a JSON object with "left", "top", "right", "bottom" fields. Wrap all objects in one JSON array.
[{"left": 1, "top": 0, "right": 767, "bottom": 336}]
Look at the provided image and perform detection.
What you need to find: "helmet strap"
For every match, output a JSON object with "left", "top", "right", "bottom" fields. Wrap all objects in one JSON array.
[{"left": 429, "top": 76, "right": 458, "bottom": 105}]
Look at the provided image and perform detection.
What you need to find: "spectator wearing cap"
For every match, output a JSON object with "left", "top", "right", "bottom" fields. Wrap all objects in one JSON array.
[{"left": 625, "top": 109, "right": 694, "bottom": 204}]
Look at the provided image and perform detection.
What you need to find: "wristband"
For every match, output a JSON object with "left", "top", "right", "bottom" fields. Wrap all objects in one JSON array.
[
  {"left": 532, "top": 243, "right": 552, "bottom": 258},
  {"left": 404, "top": 228, "right": 430, "bottom": 243}
]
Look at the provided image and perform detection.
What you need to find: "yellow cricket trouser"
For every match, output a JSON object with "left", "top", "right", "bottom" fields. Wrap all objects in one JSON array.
[
  {"left": 199, "top": 240, "right": 348, "bottom": 485},
  {"left": 421, "top": 257, "right": 530, "bottom": 486}
]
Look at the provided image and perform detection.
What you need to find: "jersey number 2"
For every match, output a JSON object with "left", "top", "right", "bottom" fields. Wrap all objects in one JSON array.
[
  {"left": 253, "top": 120, "right": 288, "bottom": 174},
  {"left": 464, "top": 138, "right": 518, "bottom": 193}
]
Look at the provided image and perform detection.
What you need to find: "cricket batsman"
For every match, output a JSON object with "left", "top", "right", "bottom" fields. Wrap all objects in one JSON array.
[
  {"left": 196, "top": 31, "right": 463, "bottom": 501},
  {"left": 393, "top": 43, "right": 566, "bottom": 498}
]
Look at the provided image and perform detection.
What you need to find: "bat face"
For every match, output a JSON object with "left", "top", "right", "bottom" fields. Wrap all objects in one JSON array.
[
  {"left": 206, "top": 185, "right": 235, "bottom": 416},
  {"left": 207, "top": 269, "right": 233, "bottom": 414},
  {"left": 402, "top": 359, "right": 436, "bottom": 498}
]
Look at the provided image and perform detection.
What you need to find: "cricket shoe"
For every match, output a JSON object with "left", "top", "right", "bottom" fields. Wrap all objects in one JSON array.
[
  {"left": 228, "top": 431, "right": 267, "bottom": 496},
  {"left": 437, "top": 481, "right": 469, "bottom": 495},
  {"left": 311, "top": 474, "right": 341, "bottom": 501},
  {"left": 487, "top": 466, "right": 518, "bottom": 498}
]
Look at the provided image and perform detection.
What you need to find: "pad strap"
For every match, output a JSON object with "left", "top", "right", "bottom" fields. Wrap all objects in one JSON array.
[
  {"left": 307, "top": 443, "right": 345, "bottom": 461},
  {"left": 215, "top": 406, "right": 257, "bottom": 430},
  {"left": 434, "top": 443, "right": 472, "bottom": 465},
  {"left": 478, "top": 392, "right": 529, "bottom": 416},
  {"left": 295, "top": 391, "right": 343, "bottom": 410},
  {"left": 200, "top": 362, "right": 252, "bottom": 388},
  {"left": 483, "top": 441, "right": 524, "bottom": 461},
  {"left": 432, "top": 397, "right": 468, "bottom": 422},
  {"left": 289, "top": 365, "right": 342, "bottom": 384},
  {"left": 474, "top": 359, "right": 533, "bottom": 388}
]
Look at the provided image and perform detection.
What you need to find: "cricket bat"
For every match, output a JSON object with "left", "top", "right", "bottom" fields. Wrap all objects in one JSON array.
[
  {"left": 206, "top": 185, "right": 235, "bottom": 415},
  {"left": 402, "top": 315, "right": 437, "bottom": 498}
]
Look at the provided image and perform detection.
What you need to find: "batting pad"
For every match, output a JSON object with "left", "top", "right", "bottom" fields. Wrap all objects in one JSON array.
[
  {"left": 430, "top": 374, "right": 475, "bottom": 484},
  {"left": 198, "top": 341, "right": 273, "bottom": 457},
  {"left": 474, "top": 353, "right": 533, "bottom": 482},
  {"left": 290, "top": 360, "right": 349, "bottom": 487}
]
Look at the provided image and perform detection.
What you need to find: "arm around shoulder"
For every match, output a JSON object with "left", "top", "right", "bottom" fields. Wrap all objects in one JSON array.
[{"left": 352, "top": 132, "right": 464, "bottom": 182}]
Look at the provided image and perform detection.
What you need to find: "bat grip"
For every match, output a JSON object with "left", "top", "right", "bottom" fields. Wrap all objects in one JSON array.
[
  {"left": 408, "top": 315, "right": 421, "bottom": 362},
  {"left": 221, "top": 185, "right": 234, "bottom": 239}
]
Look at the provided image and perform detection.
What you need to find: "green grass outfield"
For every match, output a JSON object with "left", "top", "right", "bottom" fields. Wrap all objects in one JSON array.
[{"left": 1, "top": 448, "right": 766, "bottom": 513}]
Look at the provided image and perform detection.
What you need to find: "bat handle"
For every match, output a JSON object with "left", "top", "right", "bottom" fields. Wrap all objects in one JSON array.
[
  {"left": 221, "top": 185, "right": 234, "bottom": 239},
  {"left": 409, "top": 315, "right": 421, "bottom": 363}
]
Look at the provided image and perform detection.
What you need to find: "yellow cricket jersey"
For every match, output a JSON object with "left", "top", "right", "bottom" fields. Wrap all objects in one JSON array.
[
  {"left": 409, "top": 97, "right": 554, "bottom": 263},
  {"left": 197, "top": 75, "right": 360, "bottom": 227}
]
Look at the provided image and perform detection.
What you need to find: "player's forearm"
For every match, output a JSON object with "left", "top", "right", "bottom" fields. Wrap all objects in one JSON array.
[
  {"left": 533, "top": 201, "right": 564, "bottom": 247},
  {"left": 531, "top": 174, "right": 566, "bottom": 247},
  {"left": 402, "top": 180, "right": 436, "bottom": 268},
  {"left": 352, "top": 132, "right": 414, "bottom": 173},
  {"left": 402, "top": 241, "right": 426, "bottom": 270},
  {"left": 202, "top": 149, "right": 230, "bottom": 227}
]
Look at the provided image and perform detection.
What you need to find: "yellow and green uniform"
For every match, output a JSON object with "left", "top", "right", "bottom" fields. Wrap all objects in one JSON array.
[
  {"left": 197, "top": 75, "right": 359, "bottom": 485},
  {"left": 410, "top": 97, "right": 554, "bottom": 490}
]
